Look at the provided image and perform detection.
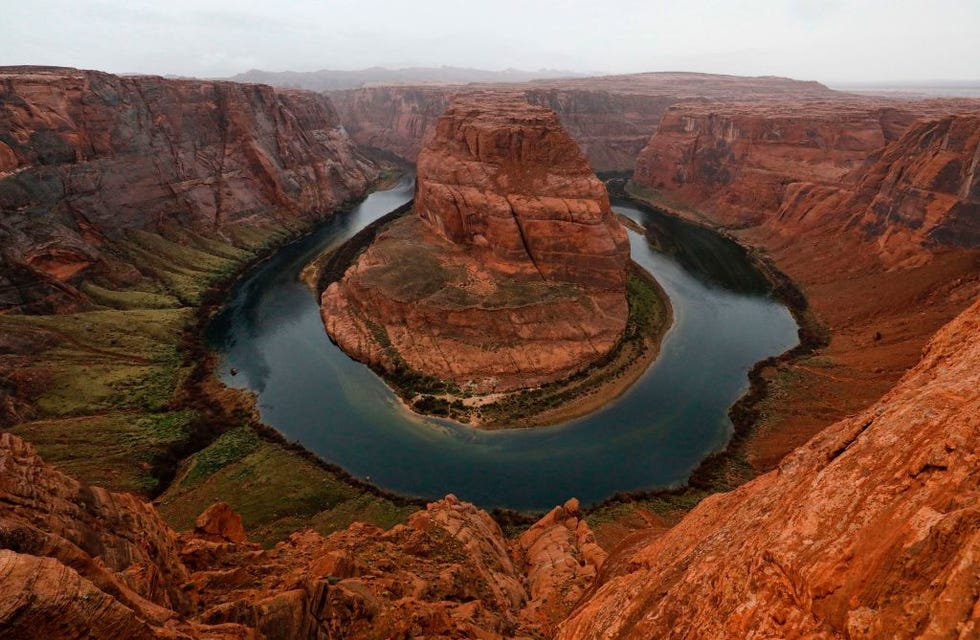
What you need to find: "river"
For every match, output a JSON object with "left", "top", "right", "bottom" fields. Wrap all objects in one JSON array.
[{"left": 207, "top": 176, "right": 798, "bottom": 510}]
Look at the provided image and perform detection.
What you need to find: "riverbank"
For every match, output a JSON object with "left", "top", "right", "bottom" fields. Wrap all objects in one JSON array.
[{"left": 0, "top": 173, "right": 422, "bottom": 546}]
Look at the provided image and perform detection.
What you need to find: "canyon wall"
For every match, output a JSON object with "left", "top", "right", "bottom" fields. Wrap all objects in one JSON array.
[
  {"left": 329, "top": 72, "right": 848, "bottom": 171},
  {"left": 0, "top": 66, "right": 378, "bottom": 312},
  {"left": 557, "top": 295, "right": 980, "bottom": 639},
  {"left": 632, "top": 101, "right": 980, "bottom": 252},
  {"left": 631, "top": 100, "right": 980, "bottom": 477},
  {"left": 842, "top": 114, "right": 980, "bottom": 258},
  {"left": 631, "top": 103, "right": 918, "bottom": 226}
]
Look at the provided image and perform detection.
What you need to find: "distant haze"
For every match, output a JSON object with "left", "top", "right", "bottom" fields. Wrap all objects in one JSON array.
[{"left": 2, "top": 0, "right": 978, "bottom": 84}]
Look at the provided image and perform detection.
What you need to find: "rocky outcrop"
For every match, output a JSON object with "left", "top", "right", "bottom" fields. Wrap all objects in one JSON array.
[
  {"left": 557, "top": 295, "right": 980, "bottom": 639},
  {"left": 330, "top": 71, "right": 849, "bottom": 171},
  {"left": 841, "top": 115, "right": 980, "bottom": 259},
  {"left": 322, "top": 93, "right": 631, "bottom": 393},
  {"left": 0, "top": 432, "right": 189, "bottom": 613},
  {"left": 632, "top": 102, "right": 921, "bottom": 226},
  {"left": 0, "top": 66, "right": 378, "bottom": 312},
  {"left": 0, "top": 431, "right": 603, "bottom": 639}
]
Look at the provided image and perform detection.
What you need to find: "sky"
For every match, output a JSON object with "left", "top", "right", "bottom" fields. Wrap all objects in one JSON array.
[{"left": 2, "top": 0, "right": 978, "bottom": 84}]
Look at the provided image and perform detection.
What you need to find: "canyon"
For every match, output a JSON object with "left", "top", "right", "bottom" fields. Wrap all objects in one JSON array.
[
  {"left": 557, "top": 294, "right": 980, "bottom": 639},
  {"left": 321, "top": 93, "right": 644, "bottom": 416},
  {"left": 629, "top": 102, "right": 980, "bottom": 473},
  {"left": 327, "top": 72, "right": 849, "bottom": 172},
  {"left": 1, "top": 63, "right": 980, "bottom": 639}
]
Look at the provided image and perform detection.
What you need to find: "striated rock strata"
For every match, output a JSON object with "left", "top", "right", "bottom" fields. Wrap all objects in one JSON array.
[
  {"left": 329, "top": 72, "right": 849, "bottom": 171},
  {"left": 0, "top": 430, "right": 604, "bottom": 639},
  {"left": 558, "top": 295, "right": 980, "bottom": 639},
  {"left": 632, "top": 102, "right": 980, "bottom": 252},
  {"left": 631, "top": 102, "right": 980, "bottom": 470},
  {"left": 0, "top": 66, "right": 378, "bottom": 312},
  {"left": 322, "top": 93, "right": 631, "bottom": 393}
]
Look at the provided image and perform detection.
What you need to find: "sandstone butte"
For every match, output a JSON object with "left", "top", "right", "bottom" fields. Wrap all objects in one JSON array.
[
  {"left": 321, "top": 93, "right": 632, "bottom": 394},
  {"left": 0, "top": 66, "right": 378, "bottom": 313}
]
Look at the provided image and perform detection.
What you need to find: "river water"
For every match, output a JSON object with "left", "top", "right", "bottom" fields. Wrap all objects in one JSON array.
[{"left": 207, "top": 176, "right": 798, "bottom": 510}]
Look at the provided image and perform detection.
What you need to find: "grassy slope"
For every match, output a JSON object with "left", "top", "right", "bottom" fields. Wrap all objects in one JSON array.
[{"left": 2, "top": 214, "right": 417, "bottom": 546}]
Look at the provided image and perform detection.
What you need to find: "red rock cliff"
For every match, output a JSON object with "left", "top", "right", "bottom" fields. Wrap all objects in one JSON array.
[
  {"left": 631, "top": 102, "right": 922, "bottom": 226},
  {"left": 631, "top": 100, "right": 980, "bottom": 476},
  {"left": 330, "top": 72, "right": 847, "bottom": 172},
  {"left": 557, "top": 295, "right": 980, "bottom": 639},
  {"left": 0, "top": 66, "right": 378, "bottom": 311},
  {"left": 841, "top": 115, "right": 980, "bottom": 258}
]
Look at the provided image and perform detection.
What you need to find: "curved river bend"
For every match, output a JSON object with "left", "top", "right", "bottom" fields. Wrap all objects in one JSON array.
[{"left": 207, "top": 177, "right": 798, "bottom": 510}]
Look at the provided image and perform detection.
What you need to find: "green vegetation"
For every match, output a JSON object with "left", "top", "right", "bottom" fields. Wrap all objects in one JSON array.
[
  {"left": 159, "top": 428, "right": 416, "bottom": 546},
  {"left": 3, "top": 181, "right": 419, "bottom": 541}
]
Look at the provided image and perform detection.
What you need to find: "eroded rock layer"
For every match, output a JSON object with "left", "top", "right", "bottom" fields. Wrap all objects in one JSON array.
[
  {"left": 322, "top": 93, "right": 630, "bottom": 393},
  {"left": 0, "top": 430, "right": 604, "bottom": 640},
  {"left": 0, "top": 66, "right": 378, "bottom": 312},
  {"left": 632, "top": 101, "right": 980, "bottom": 250},
  {"left": 414, "top": 93, "right": 630, "bottom": 290},
  {"left": 557, "top": 296, "right": 980, "bottom": 639},
  {"left": 329, "top": 72, "right": 849, "bottom": 171}
]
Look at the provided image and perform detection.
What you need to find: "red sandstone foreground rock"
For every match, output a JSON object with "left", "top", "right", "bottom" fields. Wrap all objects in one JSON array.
[
  {"left": 0, "top": 66, "right": 378, "bottom": 312},
  {"left": 557, "top": 295, "right": 980, "bottom": 639},
  {"left": 0, "top": 430, "right": 603, "bottom": 639},
  {"left": 322, "top": 93, "right": 631, "bottom": 393}
]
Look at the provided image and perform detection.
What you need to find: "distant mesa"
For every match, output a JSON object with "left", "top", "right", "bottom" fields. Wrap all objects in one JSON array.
[
  {"left": 228, "top": 66, "right": 587, "bottom": 91},
  {"left": 320, "top": 92, "right": 660, "bottom": 424}
]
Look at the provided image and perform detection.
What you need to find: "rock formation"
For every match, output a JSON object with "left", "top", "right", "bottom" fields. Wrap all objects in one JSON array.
[
  {"left": 843, "top": 115, "right": 980, "bottom": 258},
  {"left": 5, "top": 296, "right": 980, "bottom": 639},
  {"left": 630, "top": 101, "right": 980, "bottom": 469},
  {"left": 322, "top": 93, "right": 631, "bottom": 393},
  {"left": 0, "top": 430, "right": 604, "bottom": 639},
  {"left": 0, "top": 66, "right": 378, "bottom": 312},
  {"left": 413, "top": 93, "right": 629, "bottom": 290},
  {"left": 632, "top": 102, "right": 917, "bottom": 226},
  {"left": 329, "top": 72, "right": 849, "bottom": 171},
  {"left": 632, "top": 101, "right": 979, "bottom": 246},
  {"left": 557, "top": 295, "right": 980, "bottom": 639}
]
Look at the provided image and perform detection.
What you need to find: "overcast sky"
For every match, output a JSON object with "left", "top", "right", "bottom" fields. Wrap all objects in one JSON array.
[{"left": 2, "top": 0, "right": 977, "bottom": 83}]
